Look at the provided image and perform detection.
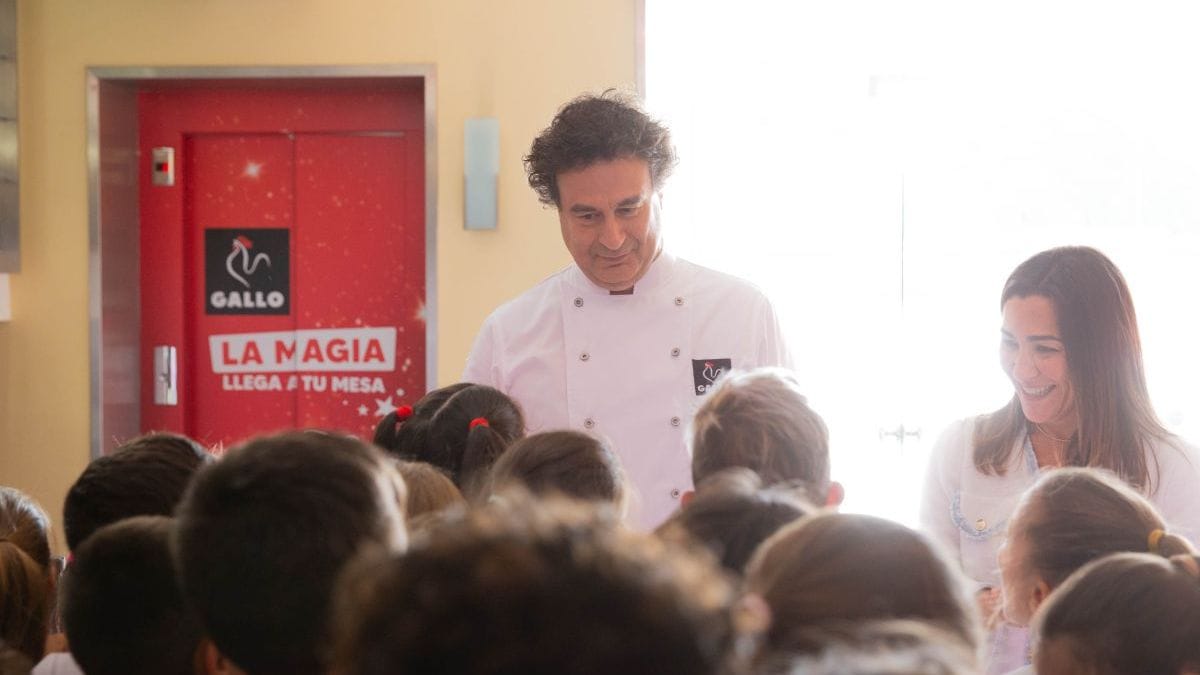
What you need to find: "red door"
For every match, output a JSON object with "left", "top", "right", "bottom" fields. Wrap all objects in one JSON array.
[{"left": 139, "top": 83, "right": 425, "bottom": 449}]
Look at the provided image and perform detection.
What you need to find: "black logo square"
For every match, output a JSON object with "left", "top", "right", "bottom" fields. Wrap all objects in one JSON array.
[
  {"left": 204, "top": 228, "right": 290, "bottom": 315},
  {"left": 692, "top": 358, "right": 732, "bottom": 395}
]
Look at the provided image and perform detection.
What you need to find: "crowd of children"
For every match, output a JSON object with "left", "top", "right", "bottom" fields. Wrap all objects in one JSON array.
[{"left": 1, "top": 368, "right": 1199, "bottom": 675}]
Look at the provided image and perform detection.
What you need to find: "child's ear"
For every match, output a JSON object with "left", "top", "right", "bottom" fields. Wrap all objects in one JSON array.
[
  {"left": 824, "top": 481, "right": 845, "bottom": 508},
  {"left": 734, "top": 592, "right": 773, "bottom": 636},
  {"left": 1030, "top": 578, "right": 1053, "bottom": 614},
  {"left": 680, "top": 490, "right": 695, "bottom": 507}
]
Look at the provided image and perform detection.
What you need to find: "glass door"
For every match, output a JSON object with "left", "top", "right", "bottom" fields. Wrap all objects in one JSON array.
[{"left": 647, "top": 0, "right": 1200, "bottom": 525}]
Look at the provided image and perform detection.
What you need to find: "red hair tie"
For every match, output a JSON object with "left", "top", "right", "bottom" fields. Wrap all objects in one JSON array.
[
  {"left": 393, "top": 405, "right": 415, "bottom": 434},
  {"left": 469, "top": 417, "right": 490, "bottom": 430}
]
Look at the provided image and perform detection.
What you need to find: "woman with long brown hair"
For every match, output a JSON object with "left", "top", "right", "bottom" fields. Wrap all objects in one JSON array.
[{"left": 919, "top": 246, "right": 1200, "bottom": 674}]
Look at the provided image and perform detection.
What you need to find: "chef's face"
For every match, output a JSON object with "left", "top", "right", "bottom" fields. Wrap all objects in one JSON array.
[{"left": 556, "top": 156, "right": 662, "bottom": 292}]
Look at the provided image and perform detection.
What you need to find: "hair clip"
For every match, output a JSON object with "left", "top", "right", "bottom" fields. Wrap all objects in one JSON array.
[
  {"left": 1149, "top": 528, "right": 1167, "bottom": 554},
  {"left": 396, "top": 405, "right": 414, "bottom": 422},
  {"left": 469, "top": 417, "right": 490, "bottom": 430}
]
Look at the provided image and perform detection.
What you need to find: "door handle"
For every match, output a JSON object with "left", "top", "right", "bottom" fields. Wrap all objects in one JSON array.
[
  {"left": 878, "top": 425, "right": 921, "bottom": 442},
  {"left": 153, "top": 345, "right": 178, "bottom": 406}
]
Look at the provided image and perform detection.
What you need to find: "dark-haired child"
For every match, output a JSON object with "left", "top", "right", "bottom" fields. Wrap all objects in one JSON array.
[
  {"left": 173, "top": 430, "right": 407, "bottom": 675},
  {"left": 424, "top": 384, "right": 524, "bottom": 499},
  {"left": 61, "top": 516, "right": 200, "bottom": 675},
  {"left": 658, "top": 468, "right": 811, "bottom": 576},
  {"left": 331, "top": 493, "right": 738, "bottom": 675},
  {"left": 372, "top": 383, "right": 472, "bottom": 458},
  {"left": 63, "top": 431, "right": 212, "bottom": 552},
  {"left": 488, "top": 430, "right": 626, "bottom": 511}
]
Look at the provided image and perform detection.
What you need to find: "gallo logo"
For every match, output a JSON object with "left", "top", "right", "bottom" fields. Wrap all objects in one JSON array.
[
  {"left": 691, "top": 358, "right": 732, "bottom": 396},
  {"left": 205, "top": 228, "right": 290, "bottom": 315}
]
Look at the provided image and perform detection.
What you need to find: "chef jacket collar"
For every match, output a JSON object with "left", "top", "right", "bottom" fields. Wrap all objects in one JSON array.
[{"left": 567, "top": 250, "right": 679, "bottom": 297}]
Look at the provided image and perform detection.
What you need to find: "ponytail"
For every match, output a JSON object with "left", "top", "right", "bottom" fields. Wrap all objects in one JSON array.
[
  {"left": 426, "top": 385, "right": 525, "bottom": 493},
  {"left": 374, "top": 385, "right": 475, "bottom": 460},
  {"left": 372, "top": 406, "right": 415, "bottom": 454},
  {"left": 1148, "top": 529, "right": 1196, "bottom": 559},
  {"left": 0, "top": 540, "right": 51, "bottom": 663},
  {"left": 462, "top": 423, "right": 510, "bottom": 501}
]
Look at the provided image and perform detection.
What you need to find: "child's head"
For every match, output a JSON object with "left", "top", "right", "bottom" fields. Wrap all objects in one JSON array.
[
  {"left": 0, "top": 487, "right": 52, "bottom": 664},
  {"left": 331, "top": 493, "right": 738, "bottom": 675},
  {"left": 1033, "top": 552, "right": 1200, "bottom": 675},
  {"left": 395, "top": 460, "right": 465, "bottom": 519},
  {"left": 63, "top": 431, "right": 212, "bottom": 552},
  {"left": 745, "top": 512, "right": 978, "bottom": 664},
  {"left": 172, "top": 430, "right": 407, "bottom": 675},
  {"left": 754, "top": 620, "right": 979, "bottom": 675},
  {"left": 372, "top": 383, "right": 473, "bottom": 458},
  {"left": 690, "top": 368, "right": 835, "bottom": 506},
  {"left": 657, "top": 468, "right": 812, "bottom": 575},
  {"left": 62, "top": 516, "right": 201, "bottom": 675},
  {"left": 488, "top": 430, "right": 626, "bottom": 509},
  {"left": 425, "top": 384, "right": 525, "bottom": 498},
  {"left": 997, "top": 467, "right": 1186, "bottom": 626}
]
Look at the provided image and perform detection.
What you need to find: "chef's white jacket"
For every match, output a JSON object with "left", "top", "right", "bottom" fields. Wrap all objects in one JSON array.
[{"left": 463, "top": 252, "right": 793, "bottom": 529}]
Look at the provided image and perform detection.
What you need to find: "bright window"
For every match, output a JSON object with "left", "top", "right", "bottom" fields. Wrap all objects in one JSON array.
[{"left": 646, "top": 1, "right": 1200, "bottom": 524}]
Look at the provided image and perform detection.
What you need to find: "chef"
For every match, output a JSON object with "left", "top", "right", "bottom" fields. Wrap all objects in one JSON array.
[{"left": 463, "top": 92, "right": 792, "bottom": 528}]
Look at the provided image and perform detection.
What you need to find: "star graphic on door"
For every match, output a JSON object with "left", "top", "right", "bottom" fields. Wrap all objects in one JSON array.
[
  {"left": 374, "top": 396, "right": 397, "bottom": 418},
  {"left": 243, "top": 161, "right": 264, "bottom": 179},
  {"left": 357, "top": 404, "right": 369, "bottom": 417}
]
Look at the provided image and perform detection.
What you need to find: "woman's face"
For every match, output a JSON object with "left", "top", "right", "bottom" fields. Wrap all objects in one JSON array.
[{"left": 1000, "top": 295, "right": 1077, "bottom": 435}]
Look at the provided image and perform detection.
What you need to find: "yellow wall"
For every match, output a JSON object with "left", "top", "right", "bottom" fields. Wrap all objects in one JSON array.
[{"left": 0, "top": 0, "right": 637, "bottom": 551}]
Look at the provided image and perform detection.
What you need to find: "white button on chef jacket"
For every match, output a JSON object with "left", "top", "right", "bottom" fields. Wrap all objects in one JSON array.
[{"left": 463, "top": 252, "right": 793, "bottom": 529}]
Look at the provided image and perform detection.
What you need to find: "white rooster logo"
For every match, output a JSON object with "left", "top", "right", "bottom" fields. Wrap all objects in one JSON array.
[
  {"left": 702, "top": 361, "right": 723, "bottom": 384},
  {"left": 226, "top": 235, "right": 272, "bottom": 289}
]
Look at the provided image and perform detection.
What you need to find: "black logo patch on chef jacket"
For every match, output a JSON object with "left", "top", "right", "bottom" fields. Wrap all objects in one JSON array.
[{"left": 692, "top": 358, "right": 732, "bottom": 395}]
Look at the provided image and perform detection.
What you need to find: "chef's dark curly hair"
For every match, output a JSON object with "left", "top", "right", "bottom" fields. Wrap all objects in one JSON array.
[{"left": 525, "top": 90, "right": 677, "bottom": 207}]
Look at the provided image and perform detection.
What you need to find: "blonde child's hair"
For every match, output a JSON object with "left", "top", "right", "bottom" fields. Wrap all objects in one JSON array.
[
  {"left": 690, "top": 368, "right": 829, "bottom": 505},
  {"left": 395, "top": 461, "right": 465, "bottom": 519}
]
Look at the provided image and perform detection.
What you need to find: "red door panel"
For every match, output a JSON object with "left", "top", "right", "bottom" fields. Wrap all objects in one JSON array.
[
  {"left": 139, "top": 83, "right": 425, "bottom": 449},
  {"left": 293, "top": 134, "right": 426, "bottom": 433},
  {"left": 186, "top": 134, "right": 296, "bottom": 445}
]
